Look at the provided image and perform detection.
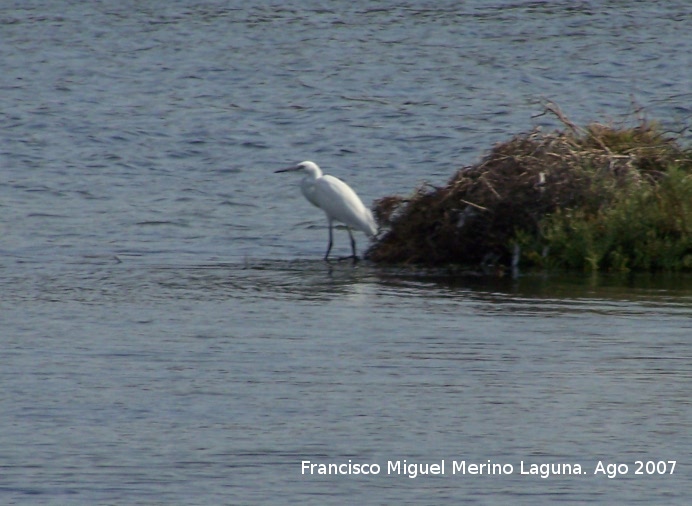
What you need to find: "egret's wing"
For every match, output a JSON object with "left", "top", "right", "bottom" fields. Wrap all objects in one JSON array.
[
  {"left": 314, "top": 175, "right": 377, "bottom": 236},
  {"left": 300, "top": 178, "right": 321, "bottom": 209}
]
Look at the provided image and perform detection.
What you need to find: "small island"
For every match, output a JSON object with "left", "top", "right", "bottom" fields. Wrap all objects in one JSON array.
[{"left": 366, "top": 105, "right": 692, "bottom": 273}]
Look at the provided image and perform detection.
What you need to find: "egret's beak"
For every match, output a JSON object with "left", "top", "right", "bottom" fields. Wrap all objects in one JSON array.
[{"left": 274, "top": 165, "right": 300, "bottom": 174}]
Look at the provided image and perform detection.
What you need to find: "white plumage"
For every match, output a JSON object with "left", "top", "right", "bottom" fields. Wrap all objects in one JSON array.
[{"left": 275, "top": 161, "right": 377, "bottom": 260}]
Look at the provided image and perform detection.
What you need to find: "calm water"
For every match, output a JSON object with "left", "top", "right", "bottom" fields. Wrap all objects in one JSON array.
[{"left": 2, "top": 1, "right": 691, "bottom": 504}]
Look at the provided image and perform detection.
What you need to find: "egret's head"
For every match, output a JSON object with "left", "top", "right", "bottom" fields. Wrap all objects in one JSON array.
[{"left": 275, "top": 160, "right": 322, "bottom": 178}]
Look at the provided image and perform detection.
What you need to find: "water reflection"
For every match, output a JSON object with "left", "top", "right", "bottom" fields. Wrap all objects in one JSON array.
[
  {"left": 373, "top": 266, "right": 692, "bottom": 315},
  {"left": 139, "top": 260, "right": 692, "bottom": 317},
  {"left": 5, "top": 257, "right": 691, "bottom": 317}
]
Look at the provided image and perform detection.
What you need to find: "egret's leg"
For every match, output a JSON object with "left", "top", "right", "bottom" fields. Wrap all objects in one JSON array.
[
  {"left": 324, "top": 219, "right": 334, "bottom": 261},
  {"left": 347, "top": 228, "right": 357, "bottom": 258}
]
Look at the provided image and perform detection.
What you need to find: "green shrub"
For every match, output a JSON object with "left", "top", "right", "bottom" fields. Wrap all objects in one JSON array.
[{"left": 536, "top": 165, "right": 692, "bottom": 271}]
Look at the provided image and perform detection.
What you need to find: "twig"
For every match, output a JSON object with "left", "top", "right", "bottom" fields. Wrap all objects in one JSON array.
[
  {"left": 533, "top": 101, "right": 581, "bottom": 135},
  {"left": 480, "top": 174, "right": 501, "bottom": 199},
  {"left": 459, "top": 199, "right": 488, "bottom": 211}
]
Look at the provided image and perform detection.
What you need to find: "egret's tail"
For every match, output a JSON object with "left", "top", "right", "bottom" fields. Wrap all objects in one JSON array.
[{"left": 363, "top": 209, "right": 378, "bottom": 237}]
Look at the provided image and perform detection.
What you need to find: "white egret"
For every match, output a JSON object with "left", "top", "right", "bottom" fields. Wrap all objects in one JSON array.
[{"left": 275, "top": 161, "right": 377, "bottom": 260}]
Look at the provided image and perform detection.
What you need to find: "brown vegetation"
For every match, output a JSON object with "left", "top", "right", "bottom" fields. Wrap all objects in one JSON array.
[{"left": 366, "top": 105, "right": 692, "bottom": 272}]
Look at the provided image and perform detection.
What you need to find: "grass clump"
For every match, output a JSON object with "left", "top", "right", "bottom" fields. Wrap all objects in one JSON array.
[
  {"left": 539, "top": 166, "right": 692, "bottom": 271},
  {"left": 366, "top": 106, "right": 692, "bottom": 272}
]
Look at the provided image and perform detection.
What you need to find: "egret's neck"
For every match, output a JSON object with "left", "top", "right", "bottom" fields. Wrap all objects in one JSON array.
[{"left": 303, "top": 165, "right": 322, "bottom": 180}]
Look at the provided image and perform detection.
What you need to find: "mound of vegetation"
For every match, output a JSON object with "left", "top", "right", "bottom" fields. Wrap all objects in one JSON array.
[{"left": 366, "top": 107, "right": 692, "bottom": 272}]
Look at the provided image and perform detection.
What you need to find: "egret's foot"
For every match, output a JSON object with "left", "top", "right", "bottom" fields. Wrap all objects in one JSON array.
[{"left": 337, "top": 254, "right": 359, "bottom": 263}]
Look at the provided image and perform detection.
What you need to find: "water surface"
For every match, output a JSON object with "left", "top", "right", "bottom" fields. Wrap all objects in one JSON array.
[{"left": 2, "top": 1, "right": 691, "bottom": 504}]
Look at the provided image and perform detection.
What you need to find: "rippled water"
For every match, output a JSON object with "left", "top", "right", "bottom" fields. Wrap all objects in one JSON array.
[{"left": 2, "top": 1, "right": 691, "bottom": 504}]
